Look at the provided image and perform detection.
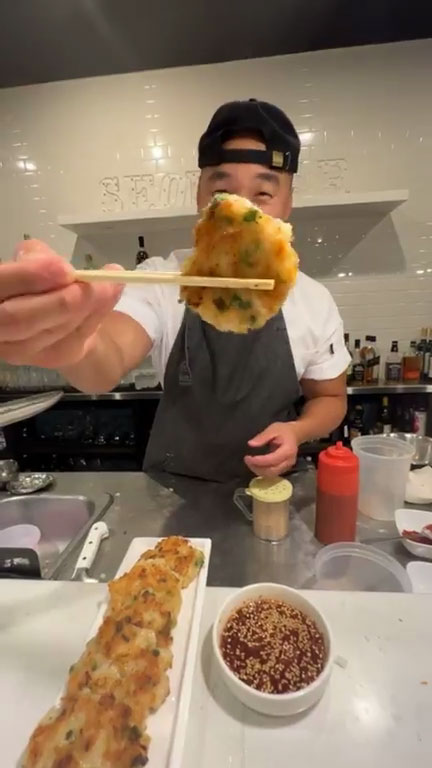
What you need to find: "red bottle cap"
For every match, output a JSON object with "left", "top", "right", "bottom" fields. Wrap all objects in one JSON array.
[{"left": 318, "top": 441, "right": 359, "bottom": 496}]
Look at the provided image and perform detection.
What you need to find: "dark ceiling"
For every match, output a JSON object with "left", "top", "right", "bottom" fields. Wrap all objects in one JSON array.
[{"left": 0, "top": 0, "right": 431, "bottom": 88}]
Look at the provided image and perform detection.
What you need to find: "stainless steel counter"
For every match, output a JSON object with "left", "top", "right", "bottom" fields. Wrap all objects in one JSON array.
[
  {"left": 56, "top": 390, "right": 162, "bottom": 400},
  {"left": 0, "top": 389, "right": 162, "bottom": 402},
  {"left": 60, "top": 383, "right": 432, "bottom": 398},
  {"left": 36, "top": 469, "right": 414, "bottom": 587},
  {"left": 2, "top": 382, "right": 432, "bottom": 401}
]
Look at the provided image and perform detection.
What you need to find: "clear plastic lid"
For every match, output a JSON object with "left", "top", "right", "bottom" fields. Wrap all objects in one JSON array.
[{"left": 314, "top": 542, "right": 412, "bottom": 593}]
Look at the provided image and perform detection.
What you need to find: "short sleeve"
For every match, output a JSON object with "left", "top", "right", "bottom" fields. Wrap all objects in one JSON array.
[
  {"left": 113, "top": 258, "right": 175, "bottom": 345},
  {"left": 302, "top": 300, "right": 351, "bottom": 381},
  {"left": 114, "top": 285, "right": 162, "bottom": 345}
]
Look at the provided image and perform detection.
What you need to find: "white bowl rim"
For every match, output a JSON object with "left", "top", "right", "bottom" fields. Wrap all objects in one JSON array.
[
  {"left": 395, "top": 507, "right": 432, "bottom": 526},
  {"left": 212, "top": 582, "right": 333, "bottom": 703},
  {"left": 407, "top": 561, "right": 432, "bottom": 575},
  {"left": 406, "top": 561, "right": 432, "bottom": 592}
]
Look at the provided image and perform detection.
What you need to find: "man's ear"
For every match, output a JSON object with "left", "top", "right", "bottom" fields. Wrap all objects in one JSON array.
[
  {"left": 283, "top": 194, "right": 293, "bottom": 221},
  {"left": 283, "top": 173, "right": 294, "bottom": 220},
  {"left": 196, "top": 172, "right": 204, "bottom": 210}
]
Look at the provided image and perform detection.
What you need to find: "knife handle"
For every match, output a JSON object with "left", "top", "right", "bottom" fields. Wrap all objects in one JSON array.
[{"left": 73, "top": 521, "right": 109, "bottom": 573}]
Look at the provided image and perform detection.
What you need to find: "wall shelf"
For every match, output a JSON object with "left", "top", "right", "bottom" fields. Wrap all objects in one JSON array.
[
  {"left": 58, "top": 207, "right": 197, "bottom": 237},
  {"left": 58, "top": 189, "right": 408, "bottom": 237},
  {"left": 348, "top": 382, "right": 432, "bottom": 395},
  {"left": 291, "top": 189, "right": 408, "bottom": 220}
]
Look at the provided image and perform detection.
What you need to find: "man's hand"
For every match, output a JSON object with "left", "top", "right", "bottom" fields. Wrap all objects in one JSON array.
[
  {"left": 0, "top": 239, "right": 124, "bottom": 369},
  {"left": 244, "top": 375, "right": 347, "bottom": 477},
  {"left": 244, "top": 422, "right": 299, "bottom": 477}
]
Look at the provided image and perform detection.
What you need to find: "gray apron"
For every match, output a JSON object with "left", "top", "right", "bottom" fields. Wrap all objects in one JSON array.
[{"left": 143, "top": 307, "right": 301, "bottom": 482}]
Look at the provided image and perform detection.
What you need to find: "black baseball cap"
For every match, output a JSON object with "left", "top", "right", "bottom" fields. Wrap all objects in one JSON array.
[{"left": 198, "top": 99, "right": 300, "bottom": 174}]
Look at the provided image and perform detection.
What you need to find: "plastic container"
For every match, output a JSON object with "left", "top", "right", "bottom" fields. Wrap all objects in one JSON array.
[
  {"left": 351, "top": 435, "right": 414, "bottom": 521},
  {"left": 315, "top": 442, "right": 359, "bottom": 544},
  {"left": 0, "top": 524, "right": 41, "bottom": 549},
  {"left": 315, "top": 543, "right": 412, "bottom": 592}
]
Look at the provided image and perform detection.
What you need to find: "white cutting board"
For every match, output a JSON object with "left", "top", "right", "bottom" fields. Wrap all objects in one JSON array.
[{"left": 0, "top": 580, "right": 107, "bottom": 768}]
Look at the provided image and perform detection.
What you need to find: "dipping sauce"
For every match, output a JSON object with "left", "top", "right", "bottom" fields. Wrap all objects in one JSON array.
[{"left": 220, "top": 598, "right": 326, "bottom": 694}]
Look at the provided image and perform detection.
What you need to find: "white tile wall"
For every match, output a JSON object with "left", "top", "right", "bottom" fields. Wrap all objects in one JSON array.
[
  {"left": 328, "top": 274, "right": 432, "bottom": 370},
  {"left": 0, "top": 38, "right": 432, "bottom": 357}
]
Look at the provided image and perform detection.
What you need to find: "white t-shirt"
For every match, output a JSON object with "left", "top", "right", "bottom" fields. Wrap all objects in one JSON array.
[{"left": 115, "top": 249, "right": 350, "bottom": 386}]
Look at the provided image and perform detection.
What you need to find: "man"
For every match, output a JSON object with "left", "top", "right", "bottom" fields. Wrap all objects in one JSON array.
[{"left": 0, "top": 99, "right": 349, "bottom": 482}]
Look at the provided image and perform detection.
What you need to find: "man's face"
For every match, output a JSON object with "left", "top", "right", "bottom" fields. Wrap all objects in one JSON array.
[{"left": 197, "top": 135, "right": 293, "bottom": 220}]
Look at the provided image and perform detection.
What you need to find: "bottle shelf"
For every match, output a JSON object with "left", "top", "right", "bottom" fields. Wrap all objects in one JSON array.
[{"left": 348, "top": 383, "right": 432, "bottom": 395}]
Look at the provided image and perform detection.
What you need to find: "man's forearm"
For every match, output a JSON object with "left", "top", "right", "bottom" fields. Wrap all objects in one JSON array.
[
  {"left": 291, "top": 395, "right": 347, "bottom": 444},
  {"left": 59, "top": 311, "right": 152, "bottom": 394},
  {"left": 60, "top": 331, "right": 126, "bottom": 393}
]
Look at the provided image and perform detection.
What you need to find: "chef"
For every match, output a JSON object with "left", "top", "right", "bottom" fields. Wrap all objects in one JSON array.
[{"left": 0, "top": 99, "right": 349, "bottom": 482}]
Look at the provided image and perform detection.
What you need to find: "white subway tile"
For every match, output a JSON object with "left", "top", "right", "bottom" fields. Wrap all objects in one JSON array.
[{"left": 0, "top": 39, "right": 431, "bottom": 346}]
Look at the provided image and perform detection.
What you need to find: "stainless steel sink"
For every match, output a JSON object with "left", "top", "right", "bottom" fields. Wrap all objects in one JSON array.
[{"left": 0, "top": 494, "right": 113, "bottom": 577}]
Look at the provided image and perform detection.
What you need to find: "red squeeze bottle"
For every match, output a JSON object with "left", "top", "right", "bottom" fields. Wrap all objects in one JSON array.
[{"left": 315, "top": 441, "right": 359, "bottom": 545}]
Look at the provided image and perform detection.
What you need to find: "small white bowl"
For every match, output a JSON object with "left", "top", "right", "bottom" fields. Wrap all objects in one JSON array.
[
  {"left": 395, "top": 508, "right": 432, "bottom": 561},
  {"left": 212, "top": 583, "right": 333, "bottom": 717},
  {"left": 406, "top": 561, "right": 432, "bottom": 593}
]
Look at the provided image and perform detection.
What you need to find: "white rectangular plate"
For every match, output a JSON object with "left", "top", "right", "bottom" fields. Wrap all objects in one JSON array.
[
  {"left": 81, "top": 537, "right": 211, "bottom": 768},
  {"left": 17, "top": 537, "right": 211, "bottom": 768}
]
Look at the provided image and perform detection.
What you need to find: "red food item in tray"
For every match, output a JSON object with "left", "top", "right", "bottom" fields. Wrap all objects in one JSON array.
[{"left": 402, "top": 529, "right": 432, "bottom": 546}]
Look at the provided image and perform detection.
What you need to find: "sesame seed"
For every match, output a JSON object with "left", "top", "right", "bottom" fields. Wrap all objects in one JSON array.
[{"left": 220, "top": 598, "right": 326, "bottom": 695}]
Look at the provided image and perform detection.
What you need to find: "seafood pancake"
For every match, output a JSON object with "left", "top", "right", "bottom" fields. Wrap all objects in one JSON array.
[
  {"left": 108, "top": 557, "right": 182, "bottom": 625},
  {"left": 141, "top": 535, "right": 205, "bottom": 588},
  {"left": 180, "top": 193, "right": 298, "bottom": 333},
  {"left": 23, "top": 693, "right": 151, "bottom": 768}
]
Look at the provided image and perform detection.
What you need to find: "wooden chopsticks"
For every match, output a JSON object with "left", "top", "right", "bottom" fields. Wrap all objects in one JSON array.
[{"left": 74, "top": 269, "right": 275, "bottom": 291}]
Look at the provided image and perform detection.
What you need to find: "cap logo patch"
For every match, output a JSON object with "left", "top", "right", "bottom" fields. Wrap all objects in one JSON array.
[{"left": 272, "top": 151, "right": 285, "bottom": 168}]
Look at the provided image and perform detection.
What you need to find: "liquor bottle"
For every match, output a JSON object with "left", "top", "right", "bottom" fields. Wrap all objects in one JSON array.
[
  {"left": 376, "top": 396, "right": 392, "bottom": 435},
  {"left": 422, "top": 329, "right": 432, "bottom": 382},
  {"left": 344, "top": 333, "right": 353, "bottom": 384},
  {"left": 413, "top": 401, "right": 427, "bottom": 436},
  {"left": 342, "top": 421, "right": 350, "bottom": 447},
  {"left": 403, "top": 341, "right": 422, "bottom": 382},
  {"left": 349, "top": 404, "right": 365, "bottom": 440},
  {"left": 84, "top": 253, "right": 96, "bottom": 270},
  {"left": 135, "top": 235, "right": 149, "bottom": 266},
  {"left": 351, "top": 339, "right": 365, "bottom": 384},
  {"left": 361, "top": 335, "right": 380, "bottom": 385},
  {"left": 427, "top": 329, "right": 432, "bottom": 381},
  {"left": 385, "top": 341, "right": 402, "bottom": 383},
  {"left": 394, "top": 404, "right": 413, "bottom": 433},
  {"left": 417, "top": 329, "right": 429, "bottom": 381},
  {"left": 401, "top": 405, "right": 414, "bottom": 433}
]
